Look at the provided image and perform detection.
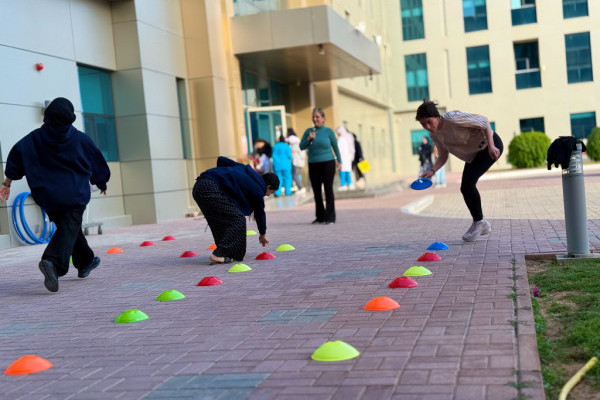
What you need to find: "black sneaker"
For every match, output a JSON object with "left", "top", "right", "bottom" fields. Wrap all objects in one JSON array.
[
  {"left": 39, "top": 260, "right": 58, "bottom": 292},
  {"left": 325, "top": 221, "right": 335, "bottom": 225},
  {"left": 311, "top": 219, "right": 324, "bottom": 224},
  {"left": 78, "top": 257, "right": 101, "bottom": 278}
]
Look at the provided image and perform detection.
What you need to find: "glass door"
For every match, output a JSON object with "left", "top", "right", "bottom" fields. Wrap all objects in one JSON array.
[{"left": 244, "top": 106, "right": 287, "bottom": 154}]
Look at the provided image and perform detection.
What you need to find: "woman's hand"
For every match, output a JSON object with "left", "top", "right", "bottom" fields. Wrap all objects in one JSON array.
[
  {"left": 308, "top": 129, "right": 316, "bottom": 141},
  {"left": 488, "top": 144, "right": 501, "bottom": 161},
  {"left": 0, "top": 185, "right": 9, "bottom": 202},
  {"left": 259, "top": 234, "right": 269, "bottom": 247},
  {"left": 336, "top": 162, "right": 342, "bottom": 171},
  {"left": 420, "top": 170, "right": 435, "bottom": 179}
]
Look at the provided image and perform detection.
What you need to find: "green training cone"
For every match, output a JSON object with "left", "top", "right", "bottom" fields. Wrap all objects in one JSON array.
[
  {"left": 114, "top": 309, "right": 149, "bottom": 323},
  {"left": 246, "top": 230, "right": 257, "bottom": 236},
  {"left": 311, "top": 340, "right": 360, "bottom": 362},
  {"left": 276, "top": 244, "right": 295, "bottom": 251},
  {"left": 156, "top": 290, "right": 186, "bottom": 302},
  {"left": 403, "top": 265, "right": 432, "bottom": 276},
  {"left": 228, "top": 263, "right": 252, "bottom": 273}
]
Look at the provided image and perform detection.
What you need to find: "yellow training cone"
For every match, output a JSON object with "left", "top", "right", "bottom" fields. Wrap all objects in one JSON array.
[
  {"left": 228, "top": 263, "right": 252, "bottom": 273},
  {"left": 311, "top": 340, "right": 360, "bottom": 362},
  {"left": 246, "top": 230, "right": 257, "bottom": 236},
  {"left": 276, "top": 244, "right": 295, "bottom": 251},
  {"left": 156, "top": 290, "right": 186, "bottom": 302},
  {"left": 114, "top": 309, "right": 149, "bottom": 323},
  {"left": 403, "top": 266, "right": 432, "bottom": 276}
]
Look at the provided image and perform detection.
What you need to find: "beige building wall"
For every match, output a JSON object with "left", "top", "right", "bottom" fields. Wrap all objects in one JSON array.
[{"left": 396, "top": 0, "right": 600, "bottom": 172}]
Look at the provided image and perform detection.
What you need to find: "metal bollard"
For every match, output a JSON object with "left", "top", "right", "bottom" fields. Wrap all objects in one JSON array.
[{"left": 562, "top": 142, "right": 589, "bottom": 256}]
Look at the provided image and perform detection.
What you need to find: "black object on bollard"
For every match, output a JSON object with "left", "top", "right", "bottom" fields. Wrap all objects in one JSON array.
[{"left": 547, "top": 138, "right": 589, "bottom": 257}]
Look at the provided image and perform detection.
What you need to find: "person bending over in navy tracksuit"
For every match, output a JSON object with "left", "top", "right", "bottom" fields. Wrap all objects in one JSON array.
[
  {"left": 0, "top": 97, "right": 110, "bottom": 292},
  {"left": 193, "top": 156, "right": 279, "bottom": 263}
]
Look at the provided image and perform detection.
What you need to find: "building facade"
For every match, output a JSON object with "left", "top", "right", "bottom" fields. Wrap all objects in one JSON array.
[{"left": 0, "top": 0, "right": 598, "bottom": 248}]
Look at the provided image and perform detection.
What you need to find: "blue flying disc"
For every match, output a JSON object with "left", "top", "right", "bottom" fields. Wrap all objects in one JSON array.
[{"left": 410, "top": 178, "right": 432, "bottom": 190}]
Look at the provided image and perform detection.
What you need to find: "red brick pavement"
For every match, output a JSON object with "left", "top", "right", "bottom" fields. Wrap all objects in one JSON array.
[{"left": 1, "top": 169, "right": 599, "bottom": 399}]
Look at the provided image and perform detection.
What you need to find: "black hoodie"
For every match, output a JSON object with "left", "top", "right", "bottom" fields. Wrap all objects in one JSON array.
[{"left": 5, "top": 98, "right": 111, "bottom": 212}]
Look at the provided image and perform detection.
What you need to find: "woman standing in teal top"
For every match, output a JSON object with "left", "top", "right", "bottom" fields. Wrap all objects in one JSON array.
[{"left": 300, "top": 108, "right": 342, "bottom": 224}]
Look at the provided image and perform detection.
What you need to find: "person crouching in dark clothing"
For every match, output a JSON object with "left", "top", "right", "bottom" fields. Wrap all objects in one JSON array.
[
  {"left": 0, "top": 97, "right": 111, "bottom": 292},
  {"left": 193, "top": 156, "right": 279, "bottom": 263}
]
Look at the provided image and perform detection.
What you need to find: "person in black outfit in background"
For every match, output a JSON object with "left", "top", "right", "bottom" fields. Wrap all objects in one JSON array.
[{"left": 0, "top": 97, "right": 111, "bottom": 292}]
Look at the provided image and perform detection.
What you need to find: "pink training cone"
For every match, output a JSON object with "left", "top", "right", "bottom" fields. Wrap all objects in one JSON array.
[
  {"left": 197, "top": 276, "right": 223, "bottom": 286},
  {"left": 180, "top": 250, "right": 198, "bottom": 258},
  {"left": 162, "top": 235, "right": 176, "bottom": 241},
  {"left": 417, "top": 252, "right": 442, "bottom": 262},
  {"left": 388, "top": 277, "right": 419, "bottom": 288},
  {"left": 140, "top": 241, "right": 154, "bottom": 247},
  {"left": 256, "top": 252, "right": 276, "bottom": 260}
]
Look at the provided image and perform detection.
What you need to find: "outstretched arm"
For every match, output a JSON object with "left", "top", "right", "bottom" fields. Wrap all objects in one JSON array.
[{"left": 421, "top": 147, "right": 448, "bottom": 179}]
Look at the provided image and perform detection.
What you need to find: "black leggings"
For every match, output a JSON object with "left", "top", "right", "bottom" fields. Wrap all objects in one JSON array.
[
  {"left": 308, "top": 160, "right": 336, "bottom": 223},
  {"left": 460, "top": 132, "right": 503, "bottom": 222}
]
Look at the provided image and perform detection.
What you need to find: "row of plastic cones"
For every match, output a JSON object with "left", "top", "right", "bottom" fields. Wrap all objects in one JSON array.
[{"left": 313, "top": 242, "right": 449, "bottom": 361}]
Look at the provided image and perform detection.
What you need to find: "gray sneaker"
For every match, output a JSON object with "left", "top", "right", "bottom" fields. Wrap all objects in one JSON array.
[
  {"left": 480, "top": 219, "right": 491, "bottom": 236},
  {"left": 462, "top": 220, "right": 486, "bottom": 242}
]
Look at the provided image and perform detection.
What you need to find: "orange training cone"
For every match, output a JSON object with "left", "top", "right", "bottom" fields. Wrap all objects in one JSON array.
[
  {"left": 388, "top": 277, "right": 419, "bottom": 288},
  {"left": 363, "top": 296, "right": 400, "bottom": 311},
  {"left": 208, "top": 243, "right": 217, "bottom": 250},
  {"left": 140, "top": 241, "right": 154, "bottom": 247},
  {"left": 256, "top": 252, "right": 276, "bottom": 260},
  {"left": 4, "top": 355, "right": 52, "bottom": 375},
  {"left": 180, "top": 250, "right": 198, "bottom": 258},
  {"left": 162, "top": 235, "right": 176, "bottom": 241},
  {"left": 417, "top": 252, "right": 442, "bottom": 262},
  {"left": 107, "top": 247, "right": 123, "bottom": 254}
]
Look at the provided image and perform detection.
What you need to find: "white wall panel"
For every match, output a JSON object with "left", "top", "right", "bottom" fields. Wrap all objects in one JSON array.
[
  {"left": 71, "top": 0, "right": 117, "bottom": 70},
  {"left": 0, "top": 0, "right": 74, "bottom": 58}
]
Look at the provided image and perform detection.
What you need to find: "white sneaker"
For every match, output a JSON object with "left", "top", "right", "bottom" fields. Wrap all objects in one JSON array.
[
  {"left": 338, "top": 186, "right": 348, "bottom": 191},
  {"left": 297, "top": 187, "right": 306, "bottom": 194},
  {"left": 480, "top": 219, "right": 491, "bottom": 236},
  {"left": 462, "top": 220, "right": 486, "bottom": 242},
  {"left": 348, "top": 184, "right": 356, "bottom": 190}
]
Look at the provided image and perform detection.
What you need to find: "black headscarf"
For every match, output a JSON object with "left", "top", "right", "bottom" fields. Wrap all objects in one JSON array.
[{"left": 43, "top": 97, "right": 76, "bottom": 127}]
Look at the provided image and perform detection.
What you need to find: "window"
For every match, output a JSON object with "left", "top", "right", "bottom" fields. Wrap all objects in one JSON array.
[
  {"left": 241, "top": 69, "right": 289, "bottom": 108},
  {"left": 520, "top": 117, "right": 544, "bottom": 133},
  {"left": 401, "top": 0, "right": 424, "bottom": 41},
  {"left": 511, "top": 0, "right": 537, "bottom": 26},
  {"left": 405, "top": 53, "right": 429, "bottom": 101},
  {"left": 570, "top": 112, "right": 596, "bottom": 139},
  {"left": 514, "top": 41, "right": 541, "bottom": 89},
  {"left": 463, "top": 0, "right": 487, "bottom": 32},
  {"left": 563, "top": 0, "right": 588, "bottom": 18},
  {"left": 565, "top": 32, "right": 593, "bottom": 83},
  {"left": 466, "top": 45, "right": 492, "bottom": 94},
  {"left": 176, "top": 78, "right": 191, "bottom": 160},
  {"left": 77, "top": 65, "right": 118, "bottom": 162},
  {"left": 411, "top": 129, "right": 430, "bottom": 155}
]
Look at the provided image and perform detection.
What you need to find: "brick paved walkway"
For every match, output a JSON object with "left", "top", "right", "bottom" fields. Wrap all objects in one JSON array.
[{"left": 1, "top": 166, "right": 599, "bottom": 399}]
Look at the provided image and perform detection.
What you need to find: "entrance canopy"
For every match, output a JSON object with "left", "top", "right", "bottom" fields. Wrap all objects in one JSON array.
[{"left": 231, "top": 5, "right": 381, "bottom": 84}]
